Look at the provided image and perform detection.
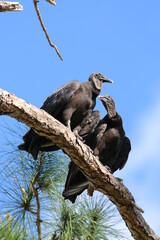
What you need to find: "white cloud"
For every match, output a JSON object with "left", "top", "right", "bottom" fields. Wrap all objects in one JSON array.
[
  {"left": 132, "top": 96, "right": 160, "bottom": 167},
  {"left": 118, "top": 93, "right": 160, "bottom": 174},
  {"left": 116, "top": 91, "right": 160, "bottom": 237}
]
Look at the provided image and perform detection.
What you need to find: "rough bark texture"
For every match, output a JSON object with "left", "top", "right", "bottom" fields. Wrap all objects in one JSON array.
[
  {"left": 0, "top": 88, "right": 159, "bottom": 240},
  {"left": 0, "top": 2, "right": 23, "bottom": 12}
]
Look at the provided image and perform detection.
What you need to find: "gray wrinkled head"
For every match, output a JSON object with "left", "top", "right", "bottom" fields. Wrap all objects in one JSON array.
[
  {"left": 89, "top": 72, "right": 113, "bottom": 94},
  {"left": 98, "top": 95, "right": 116, "bottom": 118}
]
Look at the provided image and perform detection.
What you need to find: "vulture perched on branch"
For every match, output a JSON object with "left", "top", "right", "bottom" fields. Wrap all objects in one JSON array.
[
  {"left": 18, "top": 73, "right": 112, "bottom": 159},
  {"left": 63, "top": 95, "right": 131, "bottom": 203}
]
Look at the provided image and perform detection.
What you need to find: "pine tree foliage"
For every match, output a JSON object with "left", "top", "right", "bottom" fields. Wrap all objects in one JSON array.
[{"left": 0, "top": 117, "right": 131, "bottom": 239}]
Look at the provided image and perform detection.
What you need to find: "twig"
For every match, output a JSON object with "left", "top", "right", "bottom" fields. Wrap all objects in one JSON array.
[
  {"left": 29, "top": 153, "right": 45, "bottom": 240},
  {"left": 31, "top": 182, "right": 42, "bottom": 240},
  {"left": 32, "top": 152, "right": 44, "bottom": 184},
  {"left": 62, "top": 207, "right": 70, "bottom": 233},
  {"left": 46, "top": 0, "right": 56, "bottom": 6},
  {"left": 0, "top": 1, "right": 23, "bottom": 12},
  {"left": 33, "top": 0, "right": 63, "bottom": 61},
  {"left": 27, "top": 207, "right": 37, "bottom": 215}
]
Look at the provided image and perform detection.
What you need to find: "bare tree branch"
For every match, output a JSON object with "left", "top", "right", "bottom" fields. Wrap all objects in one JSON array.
[
  {"left": 0, "top": 1, "right": 23, "bottom": 12},
  {"left": 45, "top": 0, "right": 56, "bottom": 6},
  {"left": 33, "top": 0, "right": 63, "bottom": 61},
  {"left": 0, "top": 0, "right": 62, "bottom": 60},
  {"left": 0, "top": 88, "right": 159, "bottom": 240}
]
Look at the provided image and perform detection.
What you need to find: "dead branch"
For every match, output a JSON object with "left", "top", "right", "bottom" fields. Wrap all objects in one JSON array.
[
  {"left": 33, "top": 0, "right": 63, "bottom": 61},
  {"left": 0, "top": 1, "right": 23, "bottom": 12},
  {"left": 45, "top": 0, "right": 56, "bottom": 6},
  {"left": 0, "top": 88, "right": 159, "bottom": 240}
]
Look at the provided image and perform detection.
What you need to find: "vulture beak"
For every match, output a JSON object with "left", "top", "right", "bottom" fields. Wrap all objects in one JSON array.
[
  {"left": 98, "top": 95, "right": 110, "bottom": 102},
  {"left": 100, "top": 75, "right": 113, "bottom": 83},
  {"left": 98, "top": 95, "right": 104, "bottom": 101}
]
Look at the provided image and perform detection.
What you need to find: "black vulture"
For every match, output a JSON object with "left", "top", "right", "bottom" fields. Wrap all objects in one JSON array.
[
  {"left": 18, "top": 73, "right": 112, "bottom": 160},
  {"left": 62, "top": 95, "right": 131, "bottom": 203}
]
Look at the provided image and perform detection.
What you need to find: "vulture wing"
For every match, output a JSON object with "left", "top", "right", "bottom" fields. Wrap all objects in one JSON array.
[
  {"left": 41, "top": 80, "right": 80, "bottom": 116},
  {"left": 62, "top": 161, "right": 89, "bottom": 203},
  {"left": 112, "top": 136, "right": 131, "bottom": 173},
  {"left": 18, "top": 80, "right": 80, "bottom": 159},
  {"left": 77, "top": 110, "right": 101, "bottom": 138}
]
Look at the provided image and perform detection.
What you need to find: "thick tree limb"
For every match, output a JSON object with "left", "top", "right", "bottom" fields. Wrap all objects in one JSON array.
[
  {"left": 0, "top": 88, "right": 159, "bottom": 240},
  {"left": 0, "top": 1, "right": 23, "bottom": 12}
]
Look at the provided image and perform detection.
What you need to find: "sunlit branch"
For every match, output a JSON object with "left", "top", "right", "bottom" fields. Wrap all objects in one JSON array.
[{"left": 0, "top": 1, "right": 23, "bottom": 12}]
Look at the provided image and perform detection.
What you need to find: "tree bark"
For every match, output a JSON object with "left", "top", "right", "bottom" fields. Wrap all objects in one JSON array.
[
  {"left": 0, "top": 88, "right": 159, "bottom": 240},
  {"left": 0, "top": 2, "right": 23, "bottom": 12}
]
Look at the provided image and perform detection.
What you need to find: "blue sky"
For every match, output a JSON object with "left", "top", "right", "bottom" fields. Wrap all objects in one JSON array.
[{"left": 0, "top": 0, "right": 160, "bottom": 238}]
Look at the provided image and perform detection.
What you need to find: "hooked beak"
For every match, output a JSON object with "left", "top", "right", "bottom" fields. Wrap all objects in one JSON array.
[
  {"left": 100, "top": 76, "right": 113, "bottom": 84},
  {"left": 98, "top": 95, "right": 104, "bottom": 101},
  {"left": 98, "top": 95, "right": 110, "bottom": 102}
]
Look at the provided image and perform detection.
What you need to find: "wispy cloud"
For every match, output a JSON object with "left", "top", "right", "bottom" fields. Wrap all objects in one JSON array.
[
  {"left": 129, "top": 95, "right": 160, "bottom": 170},
  {"left": 117, "top": 89, "right": 160, "bottom": 237}
]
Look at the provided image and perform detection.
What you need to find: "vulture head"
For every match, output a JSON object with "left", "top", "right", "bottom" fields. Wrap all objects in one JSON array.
[
  {"left": 89, "top": 72, "right": 113, "bottom": 94},
  {"left": 98, "top": 95, "right": 117, "bottom": 118}
]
